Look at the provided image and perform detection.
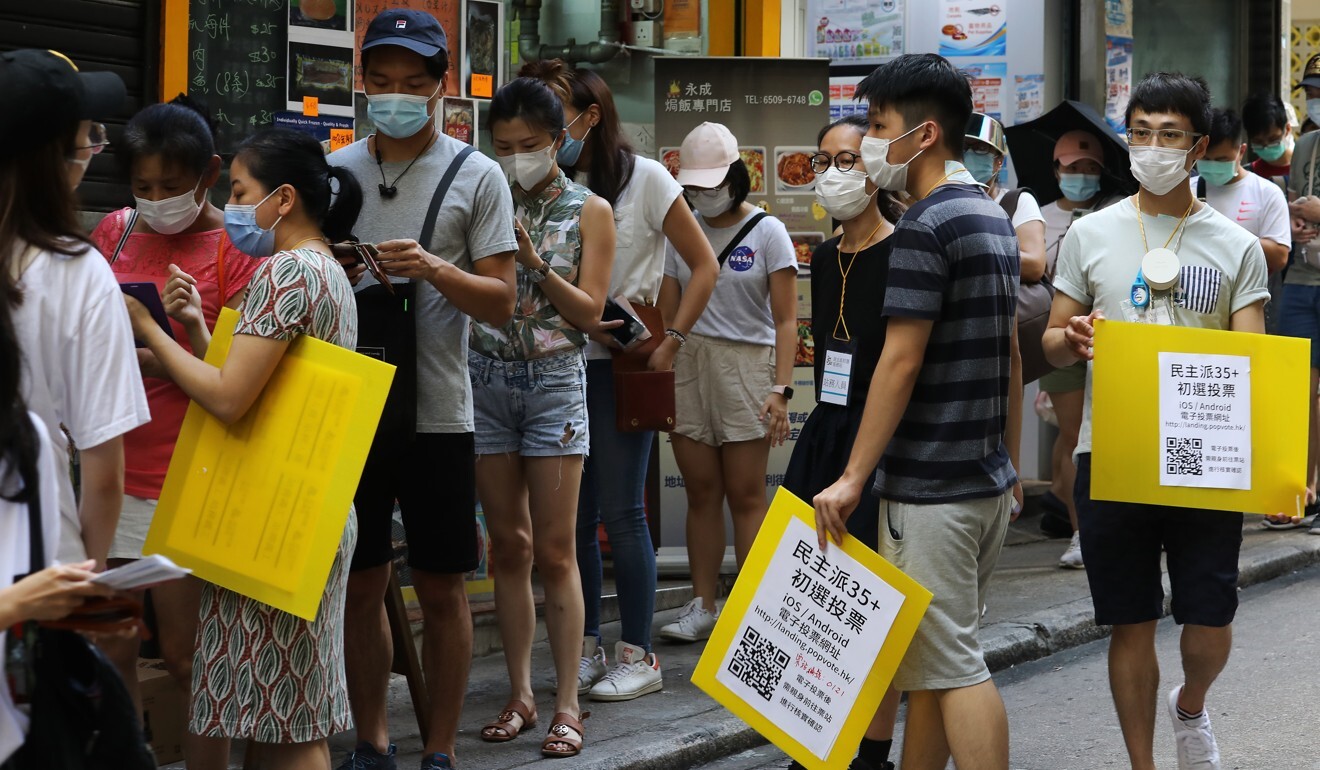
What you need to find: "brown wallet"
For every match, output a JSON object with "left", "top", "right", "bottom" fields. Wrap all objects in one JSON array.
[{"left": 610, "top": 304, "right": 676, "bottom": 432}]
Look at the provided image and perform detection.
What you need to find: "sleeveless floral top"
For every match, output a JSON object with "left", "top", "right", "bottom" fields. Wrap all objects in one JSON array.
[{"left": 470, "top": 172, "right": 592, "bottom": 361}]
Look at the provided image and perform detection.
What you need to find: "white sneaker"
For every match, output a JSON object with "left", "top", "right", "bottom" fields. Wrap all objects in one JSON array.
[
  {"left": 1059, "top": 531, "right": 1084, "bottom": 569},
  {"left": 588, "top": 641, "right": 663, "bottom": 702},
  {"left": 577, "top": 638, "right": 608, "bottom": 696},
  {"left": 1168, "top": 686, "right": 1221, "bottom": 769},
  {"left": 658, "top": 597, "right": 718, "bottom": 642}
]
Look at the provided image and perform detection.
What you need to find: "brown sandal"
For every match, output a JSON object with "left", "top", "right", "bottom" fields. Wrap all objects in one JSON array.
[
  {"left": 481, "top": 699, "right": 537, "bottom": 743},
  {"left": 541, "top": 711, "right": 589, "bottom": 758}
]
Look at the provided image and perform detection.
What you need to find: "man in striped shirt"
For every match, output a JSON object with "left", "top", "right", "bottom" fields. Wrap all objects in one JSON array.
[{"left": 814, "top": 53, "right": 1020, "bottom": 770}]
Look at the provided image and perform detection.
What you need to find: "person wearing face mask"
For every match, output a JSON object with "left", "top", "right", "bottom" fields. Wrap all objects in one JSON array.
[
  {"left": 0, "top": 50, "right": 150, "bottom": 574},
  {"left": 518, "top": 59, "right": 718, "bottom": 702},
  {"left": 780, "top": 115, "right": 902, "bottom": 770},
  {"left": 1196, "top": 108, "right": 1291, "bottom": 278},
  {"left": 964, "top": 114, "right": 1048, "bottom": 285},
  {"left": 470, "top": 77, "right": 614, "bottom": 759},
  {"left": 657, "top": 122, "right": 797, "bottom": 649},
  {"left": 126, "top": 127, "right": 363, "bottom": 770},
  {"left": 1044, "top": 73, "right": 1271, "bottom": 770},
  {"left": 86, "top": 95, "right": 264, "bottom": 754},
  {"left": 812, "top": 54, "right": 1021, "bottom": 770},
  {"left": 1034, "top": 129, "right": 1123, "bottom": 563},
  {"left": 1241, "top": 92, "right": 1296, "bottom": 189},
  {"left": 328, "top": 10, "right": 518, "bottom": 770}
]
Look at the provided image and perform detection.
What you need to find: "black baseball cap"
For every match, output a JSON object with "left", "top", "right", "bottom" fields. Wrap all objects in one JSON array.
[
  {"left": 0, "top": 49, "right": 126, "bottom": 150},
  {"left": 1298, "top": 53, "right": 1320, "bottom": 91},
  {"left": 362, "top": 9, "right": 448, "bottom": 57}
]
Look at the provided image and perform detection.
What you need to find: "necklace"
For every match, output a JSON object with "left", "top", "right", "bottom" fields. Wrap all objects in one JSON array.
[
  {"left": 921, "top": 168, "right": 963, "bottom": 199},
  {"left": 288, "top": 235, "right": 328, "bottom": 251},
  {"left": 833, "top": 217, "right": 887, "bottom": 342},
  {"left": 1134, "top": 191, "right": 1196, "bottom": 253},
  {"left": 373, "top": 131, "right": 438, "bottom": 199}
]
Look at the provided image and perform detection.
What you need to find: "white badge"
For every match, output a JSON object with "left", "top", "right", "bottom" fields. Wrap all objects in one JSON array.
[{"left": 821, "top": 349, "right": 853, "bottom": 406}]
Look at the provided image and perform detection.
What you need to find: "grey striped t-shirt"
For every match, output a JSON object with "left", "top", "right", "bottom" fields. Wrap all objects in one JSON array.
[{"left": 873, "top": 184, "right": 1020, "bottom": 504}]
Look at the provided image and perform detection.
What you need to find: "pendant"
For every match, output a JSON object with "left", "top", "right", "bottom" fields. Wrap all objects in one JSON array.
[{"left": 1141, "top": 247, "right": 1180, "bottom": 290}]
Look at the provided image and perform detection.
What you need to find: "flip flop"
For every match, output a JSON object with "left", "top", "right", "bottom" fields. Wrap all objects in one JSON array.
[
  {"left": 541, "top": 711, "right": 589, "bottom": 758},
  {"left": 480, "top": 699, "right": 536, "bottom": 743}
]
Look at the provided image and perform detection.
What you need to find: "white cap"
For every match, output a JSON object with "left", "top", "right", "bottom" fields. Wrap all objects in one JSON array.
[{"left": 676, "top": 122, "right": 739, "bottom": 188}]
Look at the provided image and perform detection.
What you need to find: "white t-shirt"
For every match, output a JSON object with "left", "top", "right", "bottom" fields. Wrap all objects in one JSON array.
[
  {"left": 580, "top": 156, "right": 683, "bottom": 360},
  {"left": 1055, "top": 199, "right": 1270, "bottom": 456},
  {"left": 0, "top": 414, "right": 63, "bottom": 763},
  {"left": 664, "top": 209, "right": 797, "bottom": 346},
  {"left": 12, "top": 244, "right": 151, "bottom": 563},
  {"left": 1204, "top": 171, "right": 1291, "bottom": 246},
  {"left": 994, "top": 188, "right": 1045, "bottom": 229}
]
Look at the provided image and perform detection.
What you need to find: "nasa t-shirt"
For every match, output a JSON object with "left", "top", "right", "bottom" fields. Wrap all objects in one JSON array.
[{"left": 664, "top": 208, "right": 797, "bottom": 346}]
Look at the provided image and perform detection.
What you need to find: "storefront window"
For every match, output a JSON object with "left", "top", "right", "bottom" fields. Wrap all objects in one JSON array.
[{"left": 1133, "top": 0, "right": 1243, "bottom": 109}]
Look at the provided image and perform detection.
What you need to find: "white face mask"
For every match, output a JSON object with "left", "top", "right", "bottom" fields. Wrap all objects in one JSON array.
[
  {"left": 1129, "top": 145, "right": 1193, "bottom": 196},
  {"left": 66, "top": 155, "right": 90, "bottom": 189},
  {"left": 497, "top": 143, "right": 558, "bottom": 191},
  {"left": 1308, "top": 98, "right": 1320, "bottom": 128},
  {"left": 135, "top": 180, "right": 205, "bottom": 235},
  {"left": 814, "top": 167, "right": 874, "bottom": 221},
  {"left": 859, "top": 123, "right": 926, "bottom": 192},
  {"left": 686, "top": 186, "right": 734, "bottom": 219}
]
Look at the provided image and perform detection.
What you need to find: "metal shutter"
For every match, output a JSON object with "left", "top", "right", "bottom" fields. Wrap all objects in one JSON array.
[{"left": 0, "top": 0, "right": 160, "bottom": 212}]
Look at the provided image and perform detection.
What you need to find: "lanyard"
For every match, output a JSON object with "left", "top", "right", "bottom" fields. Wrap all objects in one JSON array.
[{"left": 833, "top": 218, "right": 887, "bottom": 342}]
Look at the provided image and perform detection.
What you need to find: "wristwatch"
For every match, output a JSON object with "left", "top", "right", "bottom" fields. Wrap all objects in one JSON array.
[
  {"left": 772, "top": 385, "right": 794, "bottom": 399},
  {"left": 527, "top": 260, "right": 551, "bottom": 283}
]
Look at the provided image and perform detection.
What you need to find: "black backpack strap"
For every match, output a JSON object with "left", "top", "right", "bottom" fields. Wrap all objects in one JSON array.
[
  {"left": 109, "top": 209, "right": 139, "bottom": 264},
  {"left": 717, "top": 212, "right": 769, "bottom": 270},
  {"left": 1196, "top": 177, "right": 1207, "bottom": 200},
  {"left": 26, "top": 459, "right": 44, "bottom": 576},
  {"left": 418, "top": 145, "right": 477, "bottom": 247},
  {"left": 999, "top": 188, "right": 1024, "bottom": 220}
]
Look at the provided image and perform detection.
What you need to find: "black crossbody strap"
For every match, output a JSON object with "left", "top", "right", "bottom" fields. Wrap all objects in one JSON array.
[
  {"left": 26, "top": 462, "right": 45, "bottom": 575},
  {"left": 109, "top": 209, "right": 139, "bottom": 264},
  {"left": 419, "top": 145, "right": 477, "bottom": 247},
  {"left": 716, "top": 211, "right": 769, "bottom": 270}
]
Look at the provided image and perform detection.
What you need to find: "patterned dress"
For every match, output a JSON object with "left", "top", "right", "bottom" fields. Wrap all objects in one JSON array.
[{"left": 188, "top": 248, "right": 360, "bottom": 744}]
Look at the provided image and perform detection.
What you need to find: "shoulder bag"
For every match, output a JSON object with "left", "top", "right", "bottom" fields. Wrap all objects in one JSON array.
[{"left": 1000, "top": 188, "right": 1056, "bottom": 384}]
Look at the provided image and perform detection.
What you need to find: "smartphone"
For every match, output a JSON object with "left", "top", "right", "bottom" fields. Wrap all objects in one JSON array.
[
  {"left": 119, "top": 282, "right": 175, "bottom": 347},
  {"left": 602, "top": 297, "right": 648, "bottom": 349},
  {"left": 329, "top": 241, "right": 394, "bottom": 295}
]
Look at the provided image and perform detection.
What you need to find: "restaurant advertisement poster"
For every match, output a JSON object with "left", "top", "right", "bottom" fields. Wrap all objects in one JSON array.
[
  {"left": 806, "top": 0, "right": 904, "bottom": 65},
  {"left": 962, "top": 62, "right": 1007, "bottom": 121},
  {"left": 692, "top": 489, "right": 931, "bottom": 770},
  {"left": 654, "top": 56, "right": 832, "bottom": 515},
  {"left": 937, "top": 0, "right": 1007, "bottom": 57}
]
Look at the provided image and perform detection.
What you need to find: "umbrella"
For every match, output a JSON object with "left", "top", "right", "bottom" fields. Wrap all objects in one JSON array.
[{"left": 1004, "top": 99, "right": 1137, "bottom": 205}]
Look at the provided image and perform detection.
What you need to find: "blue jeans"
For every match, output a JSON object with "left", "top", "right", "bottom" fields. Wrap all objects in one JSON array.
[
  {"left": 1278, "top": 282, "right": 1320, "bottom": 368},
  {"left": 576, "top": 358, "right": 658, "bottom": 652}
]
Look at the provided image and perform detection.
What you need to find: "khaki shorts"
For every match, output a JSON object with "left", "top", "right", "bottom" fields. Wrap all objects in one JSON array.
[
  {"left": 1038, "top": 360, "right": 1086, "bottom": 393},
  {"left": 673, "top": 333, "right": 774, "bottom": 446},
  {"left": 109, "top": 494, "right": 156, "bottom": 560},
  {"left": 879, "top": 490, "right": 1013, "bottom": 691}
]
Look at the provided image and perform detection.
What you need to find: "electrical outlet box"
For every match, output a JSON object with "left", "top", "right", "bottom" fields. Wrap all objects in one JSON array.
[
  {"left": 630, "top": 0, "right": 662, "bottom": 13},
  {"left": 630, "top": 20, "right": 659, "bottom": 47}
]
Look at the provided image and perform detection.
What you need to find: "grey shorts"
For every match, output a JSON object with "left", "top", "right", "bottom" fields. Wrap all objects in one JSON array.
[
  {"left": 469, "top": 349, "right": 590, "bottom": 457},
  {"left": 879, "top": 490, "right": 1013, "bottom": 691}
]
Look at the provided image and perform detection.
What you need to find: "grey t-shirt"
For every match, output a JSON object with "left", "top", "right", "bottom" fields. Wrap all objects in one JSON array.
[
  {"left": 1288, "top": 130, "right": 1320, "bottom": 287},
  {"left": 329, "top": 134, "right": 517, "bottom": 433}
]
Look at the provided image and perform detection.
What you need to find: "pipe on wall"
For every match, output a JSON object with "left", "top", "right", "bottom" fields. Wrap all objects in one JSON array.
[{"left": 514, "top": 0, "right": 624, "bottom": 65}]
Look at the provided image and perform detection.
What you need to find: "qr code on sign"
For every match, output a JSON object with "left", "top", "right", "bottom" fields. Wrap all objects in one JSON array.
[
  {"left": 727, "top": 627, "right": 790, "bottom": 701},
  {"left": 1166, "top": 437, "right": 1203, "bottom": 476}
]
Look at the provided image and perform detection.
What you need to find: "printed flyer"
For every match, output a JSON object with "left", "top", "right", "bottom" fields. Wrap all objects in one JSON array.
[
  {"left": 806, "top": 0, "right": 904, "bottom": 65},
  {"left": 937, "top": 1, "right": 1007, "bottom": 57}
]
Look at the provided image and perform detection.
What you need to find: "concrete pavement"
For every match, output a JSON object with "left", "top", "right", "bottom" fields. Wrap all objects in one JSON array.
[{"left": 170, "top": 512, "right": 1320, "bottom": 769}]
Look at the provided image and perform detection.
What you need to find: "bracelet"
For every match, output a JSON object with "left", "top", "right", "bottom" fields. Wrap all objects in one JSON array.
[{"left": 664, "top": 328, "right": 687, "bottom": 347}]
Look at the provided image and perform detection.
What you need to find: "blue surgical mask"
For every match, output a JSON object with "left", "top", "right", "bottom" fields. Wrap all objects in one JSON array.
[
  {"left": 366, "top": 84, "right": 440, "bottom": 140},
  {"left": 557, "top": 112, "right": 592, "bottom": 167},
  {"left": 963, "top": 150, "right": 998, "bottom": 185},
  {"left": 224, "top": 188, "right": 283, "bottom": 257},
  {"left": 1196, "top": 159, "right": 1237, "bottom": 187},
  {"left": 1058, "top": 172, "right": 1101, "bottom": 203}
]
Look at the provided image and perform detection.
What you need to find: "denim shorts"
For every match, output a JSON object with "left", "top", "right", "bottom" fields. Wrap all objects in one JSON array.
[
  {"left": 469, "top": 348, "right": 590, "bottom": 457},
  {"left": 1278, "top": 282, "right": 1320, "bottom": 368}
]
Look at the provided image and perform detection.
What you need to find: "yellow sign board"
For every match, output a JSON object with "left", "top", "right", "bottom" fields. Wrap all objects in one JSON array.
[
  {"left": 146, "top": 309, "right": 395, "bottom": 620},
  {"left": 692, "top": 489, "right": 931, "bottom": 770},
  {"left": 1091, "top": 319, "right": 1308, "bottom": 515}
]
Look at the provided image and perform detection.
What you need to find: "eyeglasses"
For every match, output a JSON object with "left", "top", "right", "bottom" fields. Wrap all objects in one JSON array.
[
  {"left": 682, "top": 185, "right": 726, "bottom": 197},
  {"left": 1126, "top": 127, "right": 1202, "bottom": 148},
  {"left": 810, "top": 151, "right": 861, "bottom": 174},
  {"left": 75, "top": 123, "right": 110, "bottom": 154}
]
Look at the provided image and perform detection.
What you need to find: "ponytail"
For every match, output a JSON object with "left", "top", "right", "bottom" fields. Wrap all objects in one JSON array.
[{"left": 324, "top": 166, "right": 363, "bottom": 243}]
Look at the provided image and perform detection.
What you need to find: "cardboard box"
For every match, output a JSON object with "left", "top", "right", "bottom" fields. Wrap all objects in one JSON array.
[{"left": 138, "top": 660, "right": 187, "bottom": 765}]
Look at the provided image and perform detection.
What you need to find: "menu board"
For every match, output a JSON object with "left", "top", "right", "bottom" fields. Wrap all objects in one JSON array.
[{"left": 188, "top": 0, "right": 289, "bottom": 154}]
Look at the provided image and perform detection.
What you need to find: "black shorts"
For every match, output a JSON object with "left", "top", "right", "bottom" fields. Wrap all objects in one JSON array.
[
  {"left": 782, "top": 404, "right": 880, "bottom": 550},
  {"left": 350, "top": 431, "right": 479, "bottom": 574},
  {"left": 1074, "top": 453, "right": 1242, "bottom": 627}
]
